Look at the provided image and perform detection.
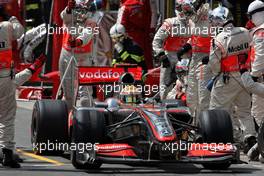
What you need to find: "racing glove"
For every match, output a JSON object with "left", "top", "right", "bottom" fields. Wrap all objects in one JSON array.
[
  {"left": 67, "top": 0, "right": 76, "bottom": 13},
  {"left": 68, "top": 38, "right": 83, "bottom": 48},
  {"left": 158, "top": 52, "right": 170, "bottom": 68},
  {"left": 202, "top": 56, "right": 209, "bottom": 65},
  {"left": 177, "top": 43, "right": 192, "bottom": 62},
  {"left": 28, "top": 54, "right": 47, "bottom": 74}
]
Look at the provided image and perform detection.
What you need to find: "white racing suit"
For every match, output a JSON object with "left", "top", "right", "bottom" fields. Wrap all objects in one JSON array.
[
  {"left": 0, "top": 17, "right": 27, "bottom": 150},
  {"left": 208, "top": 25, "right": 256, "bottom": 142},
  {"left": 186, "top": 3, "right": 212, "bottom": 117},
  {"left": 59, "top": 8, "right": 96, "bottom": 109},
  {"left": 247, "top": 24, "right": 264, "bottom": 126},
  {"left": 153, "top": 17, "right": 190, "bottom": 99},
  {"left": 17, "top": 23, "right": 46, "bottom": 63},
  {"left": 242, "top": 72, "right": 264, "bottom": 99}
]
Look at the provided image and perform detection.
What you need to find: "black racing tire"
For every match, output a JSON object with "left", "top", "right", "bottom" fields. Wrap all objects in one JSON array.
[
  {"left": 198, "top": 109, "right": 233, "bottom": 144},
  {"left": 198, "top": 109, "right": 233, "bottom": 170},
  {"left": 71, "top": 109, "right": 105, "bottom": 170},
  {"left": 258, "top": 119, "right": 264, "bottom": 158},
  {"left": 31, "top": 100, "right": 68, "bottom": 155}
]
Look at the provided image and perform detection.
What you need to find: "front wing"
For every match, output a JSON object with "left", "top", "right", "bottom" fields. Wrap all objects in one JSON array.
[{"left": 83, "top": 143, "right": 241, "bottom": 164}]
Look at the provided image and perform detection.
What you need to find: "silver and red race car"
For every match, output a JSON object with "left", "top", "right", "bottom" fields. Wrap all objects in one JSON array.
[{"left": 30, "top": 65, "right": 241, "bottom": 170}]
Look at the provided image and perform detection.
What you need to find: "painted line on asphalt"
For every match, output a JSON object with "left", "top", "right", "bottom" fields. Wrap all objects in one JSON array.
[
  {"left": 16, "top": 149, "right": 65, "bottom": 166},
  {"left": 17, "top": 104, "right": 33, "bottom": 111},
  {"left": 30, "top": 164, "right": 72, "bottom": 167}
]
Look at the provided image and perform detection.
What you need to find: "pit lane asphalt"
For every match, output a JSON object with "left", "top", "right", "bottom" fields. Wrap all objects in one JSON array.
[{"left": 1, "top": 101, "right": 263, "bottom": 176}]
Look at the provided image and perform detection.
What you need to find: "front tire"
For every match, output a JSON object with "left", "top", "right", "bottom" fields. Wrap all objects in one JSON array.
[
  {"left": 198, "top": 109, "right": 233, "bottom": 143},
  {"left": 31, "top": 100, "right": 68, "bottom": 155},
  {"left": 71, "top": 108, "right": 105, "bottom": 170},
  {"left": 198, "top": 109, "right": 233, "bottom": 170}
]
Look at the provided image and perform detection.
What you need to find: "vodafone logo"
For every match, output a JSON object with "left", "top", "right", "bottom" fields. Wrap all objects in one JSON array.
[{"left": 79, "top": 70, "right": 122, "bottom": 79}]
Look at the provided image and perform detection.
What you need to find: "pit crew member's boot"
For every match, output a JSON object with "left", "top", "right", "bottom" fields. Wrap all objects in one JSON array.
[
  {"left": 247, "top": 143, "right": 259, "bottom": 161},
  {"left": 2, "top": 148, "right": 21, "bottom": 168},
  {"left": 244, "top": 135, "right": 257, "bottom": 154}
]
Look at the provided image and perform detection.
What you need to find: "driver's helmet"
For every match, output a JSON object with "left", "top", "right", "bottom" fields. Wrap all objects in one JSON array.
[
  {"left": 120, "top": 85, "right": 141, "bottom": 104},
  {"left": 119, "top": 72, "right": 141, "bottom": 104}
]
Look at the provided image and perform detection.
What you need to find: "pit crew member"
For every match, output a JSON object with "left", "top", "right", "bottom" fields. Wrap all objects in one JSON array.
[
  {"left": 208, "top": 5, "right": 256, "bottom": 149},
  {"left": 152, "top": 0, "right": 191, "bottom": 100},
  {"left": 110, "top": 23, "right": 146, "bottom": 72},
  {"left": 59, "top": 0, "right": 101, "bottom": 109}
]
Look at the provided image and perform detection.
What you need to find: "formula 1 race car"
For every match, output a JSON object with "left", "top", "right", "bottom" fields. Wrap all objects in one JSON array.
[{"left": 31, "top": 65, "right": 240, "bottom": 170}]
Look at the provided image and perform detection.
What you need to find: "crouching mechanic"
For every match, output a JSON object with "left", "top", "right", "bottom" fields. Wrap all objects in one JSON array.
[
  {"left": 208, "top": 6, "right": 256, "bottom": 148},
  {"left": 241, "top": 72, "right": 264, "bottom": 162},
  {"left": 110, "top": 23, "right": 146, "bottom": 72},
  {"left": 152, "top": 0, "right": 191, "bottom": 100},
  {"left": 0, "top": 10, "right": 46, "bottom": 167},
  {"left": 59, "top": 0, "right": 101, "bottom": 109},
  {"left": 239, "top": 0, "right": 264, "bottom": 162}
]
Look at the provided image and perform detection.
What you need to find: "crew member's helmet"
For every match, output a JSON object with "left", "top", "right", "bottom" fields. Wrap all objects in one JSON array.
[
  {"left": 247, "top": 0, "right": 264, "bottom": 26},
  {"left": 74, "top": 0, "right": 103, "bottom": 23},
  {"left": 106, "top": 98, "right": 120, "bottom": 112},
  {"left": 181, "top": 0, "right": 206, "bottom": 17},
  {"left": 110, "top": 23, "right": 126, "bottom": 43},
  {"left": 175, "top": 0, "right": 187, "bottom": 20},
  {"left": 209, "top": 5, "right": 234, "bottom": 27}
]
